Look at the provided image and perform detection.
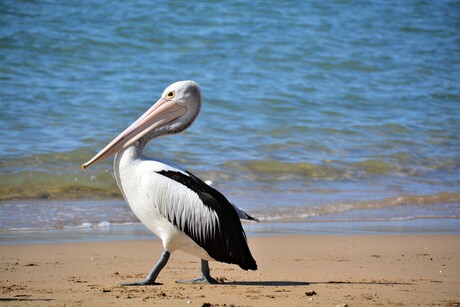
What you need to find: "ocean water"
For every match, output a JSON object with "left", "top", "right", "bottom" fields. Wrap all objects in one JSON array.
[{"left": 1, "top": 0, "right": 459, "bottom": 241}]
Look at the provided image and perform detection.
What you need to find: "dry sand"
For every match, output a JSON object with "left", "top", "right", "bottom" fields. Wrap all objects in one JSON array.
[{"left": 1, "top": 234, "right": 459, "bottom": 306}]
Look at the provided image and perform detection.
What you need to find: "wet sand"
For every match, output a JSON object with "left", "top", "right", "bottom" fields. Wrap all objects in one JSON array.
[{"left": 1, "top": 235, "right": 459, "bottom": 306}]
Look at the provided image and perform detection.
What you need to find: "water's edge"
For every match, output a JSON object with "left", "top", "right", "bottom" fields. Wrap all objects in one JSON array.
[{"left": 1, "top": 218, "right": 459, "bottom": 245}]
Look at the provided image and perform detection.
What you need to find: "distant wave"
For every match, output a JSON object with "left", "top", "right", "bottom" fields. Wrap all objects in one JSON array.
[
  {"left": 1, "top": 150, "right": 459, "bottom": 200},
  {"left": 222, "top": 157, "right": 459, "bottom": 181}
]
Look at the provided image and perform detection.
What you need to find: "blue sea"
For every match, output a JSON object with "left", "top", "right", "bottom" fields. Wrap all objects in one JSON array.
[{"left": 1, "top": 0, "right": 459, "bottom": 243}]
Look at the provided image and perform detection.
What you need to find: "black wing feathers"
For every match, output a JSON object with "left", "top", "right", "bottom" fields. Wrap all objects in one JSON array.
[{"left": 157, "top": 170, "right": 257, "bottom": 270}]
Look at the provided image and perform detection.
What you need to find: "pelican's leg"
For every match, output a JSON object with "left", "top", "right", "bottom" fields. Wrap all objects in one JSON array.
[
  {"left": 176, "top": 259, "right": 219, "bottom": 284},
  {"left": 121, "top": 250, "right": 170, "bottom": 286}
]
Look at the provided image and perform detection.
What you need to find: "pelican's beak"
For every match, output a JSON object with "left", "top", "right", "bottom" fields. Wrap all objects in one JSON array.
[{"left": 82, "top": 98, "right": 186, "bottom": 170}]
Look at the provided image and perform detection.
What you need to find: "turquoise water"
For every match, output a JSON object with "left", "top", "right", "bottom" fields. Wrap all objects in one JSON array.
[{"left": 1, "top": 1, "right": 459, "bottom": 238}]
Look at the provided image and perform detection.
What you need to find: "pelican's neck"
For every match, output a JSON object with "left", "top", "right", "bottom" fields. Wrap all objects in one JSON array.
[{"left": 115, "top": 141, "right": 144, "bottom": 166}]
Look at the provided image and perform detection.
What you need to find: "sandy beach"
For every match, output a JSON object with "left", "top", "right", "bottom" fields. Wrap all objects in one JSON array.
[{"left": 1, "top": 234, "right": 459, "bottom": 306}]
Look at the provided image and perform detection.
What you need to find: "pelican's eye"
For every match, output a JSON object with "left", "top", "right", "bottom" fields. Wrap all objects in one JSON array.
[{"left": 166, "top": 91, "right": 175, "bottom": 99}]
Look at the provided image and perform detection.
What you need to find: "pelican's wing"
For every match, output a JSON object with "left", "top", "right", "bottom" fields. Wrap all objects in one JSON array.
[{"left": 140, "top": 170, "right": 257, "bottom": 271}]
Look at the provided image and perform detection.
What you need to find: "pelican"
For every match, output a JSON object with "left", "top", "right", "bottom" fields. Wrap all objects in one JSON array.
[{"left": 82, "top": 80, "right": 257, "bottom": 285}]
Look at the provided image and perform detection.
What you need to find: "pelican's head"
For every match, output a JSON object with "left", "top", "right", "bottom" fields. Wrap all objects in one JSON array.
[
  {"left": 157, "top": 80, "right": 201, "bottom": 134},
  {"left": 82, "top": 80, "right": 201, "bottom": 169}
]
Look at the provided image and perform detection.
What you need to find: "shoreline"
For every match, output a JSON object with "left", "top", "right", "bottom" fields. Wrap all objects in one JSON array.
[
  {"left": 1, "top": 234, "right": 459, "bottom": 306},
  {"left": 1, "top": 218, "right": 459, "bottom": 245},
  {"left": 2, "top": 192, "right": 459, "bottom": 236}
]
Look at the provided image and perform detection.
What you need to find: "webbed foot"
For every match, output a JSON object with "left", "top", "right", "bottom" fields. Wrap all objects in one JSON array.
[
  {"left": 175, "top": 273, "right": 219, "bottom": 284},
  {"left": 175, "top": 259, "right": 220, "bottom": 284}
]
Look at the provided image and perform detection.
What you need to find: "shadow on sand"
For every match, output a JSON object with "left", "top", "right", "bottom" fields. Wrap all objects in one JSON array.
[{"left": 224, "top": 280, "right": 413, "bottom": 286}]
